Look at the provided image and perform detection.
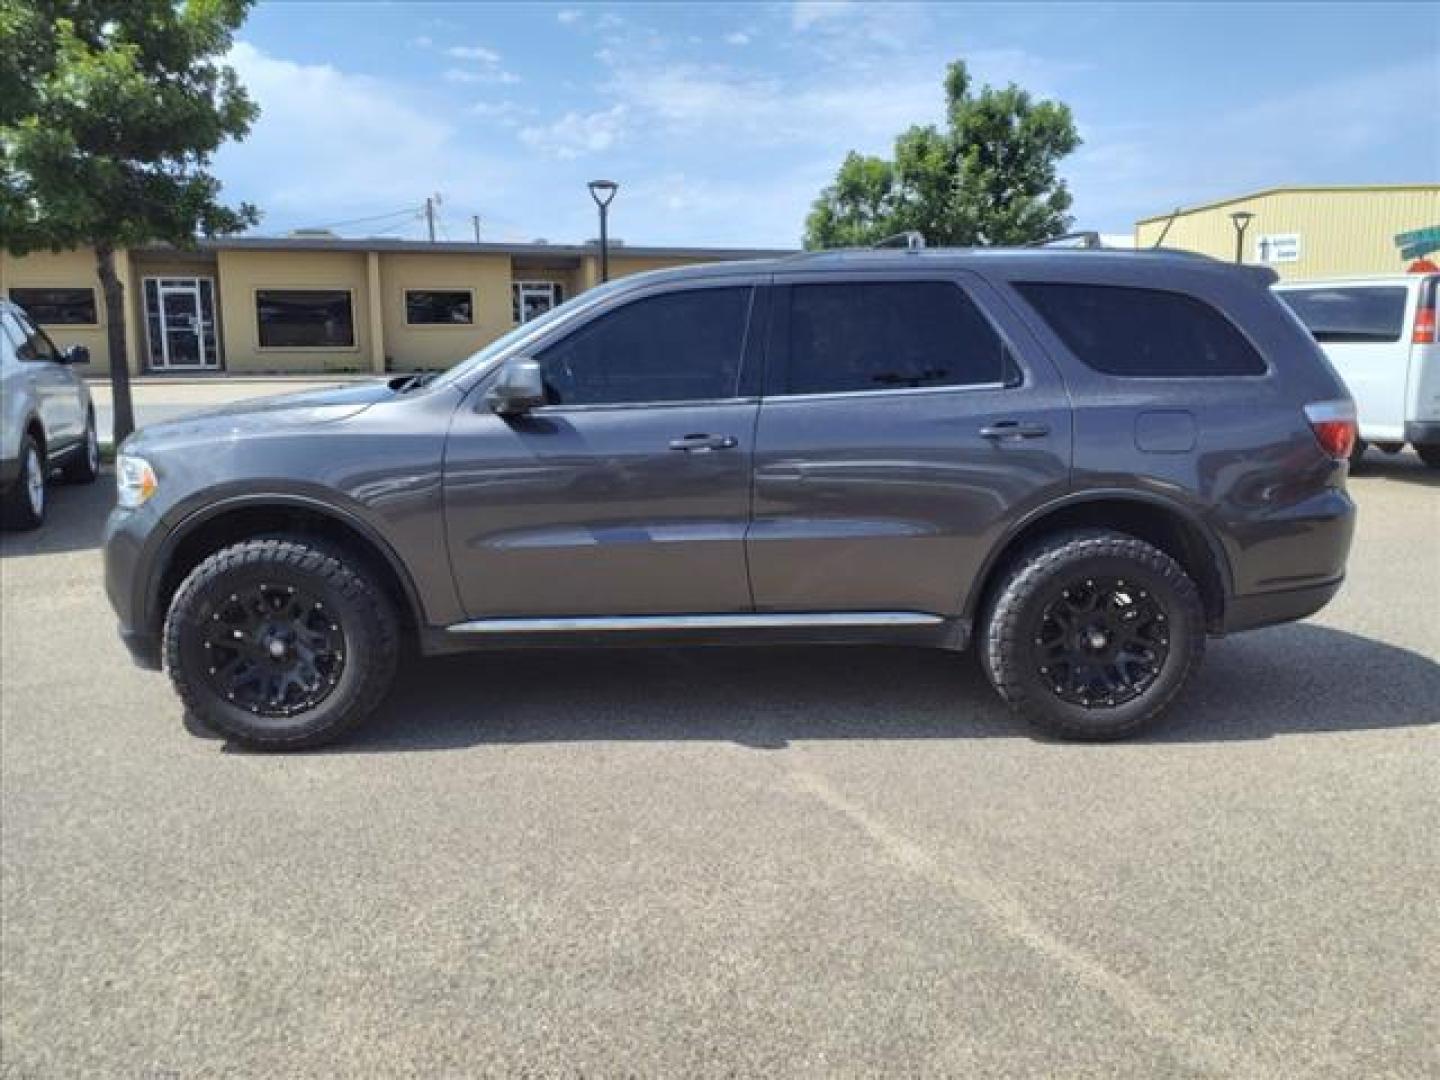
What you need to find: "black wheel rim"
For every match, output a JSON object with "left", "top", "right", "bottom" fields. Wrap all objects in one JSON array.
[
  {"left": 1033, "top": 575, "right": 1170, "bottom": 709},
  {"left": 200, "top": 582, "right": 345, "bottom": 717}
]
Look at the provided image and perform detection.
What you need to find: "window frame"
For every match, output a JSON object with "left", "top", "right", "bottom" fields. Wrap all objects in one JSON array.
[
  {"left": 253, "top": 286, "right": 359, "bottom": 352},
  {"left": 7, "top": 286, "right": 99, "bottom": 328},
  {"left": 403, "top": 286, "right": 477, "bottom": 329},
  {"left": 1010, "top": 280, "right": 1272, "bottom": 381},
  {"left": 763, "top": 274, "right": 1025, "bottom": 402},
  {"left": 516, "top": 280, "right": 763, "bottom": 413}
]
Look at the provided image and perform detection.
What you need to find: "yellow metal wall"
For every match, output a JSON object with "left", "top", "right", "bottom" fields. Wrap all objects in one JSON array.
[
  {"left": 216, "top": 249, "right": 373, "bottom": 373},
  {"left": 1135, "top": 186, "right": 1440, "bottom": 279}
]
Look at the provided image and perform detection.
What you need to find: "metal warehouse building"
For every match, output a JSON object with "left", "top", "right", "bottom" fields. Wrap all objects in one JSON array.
[{"left": 1134, "top": 184, "right": 1440, "bottom": 279}]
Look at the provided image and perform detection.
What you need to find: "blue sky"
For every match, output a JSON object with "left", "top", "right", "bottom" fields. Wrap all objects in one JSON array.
[{"left": 216, "top": 1, "right": 1439, "bottom": 248}]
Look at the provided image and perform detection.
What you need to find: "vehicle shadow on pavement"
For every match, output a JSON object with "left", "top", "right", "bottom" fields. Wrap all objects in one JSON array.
[
  {"left": 0, "top": 470, "right": 113, "bottom": 557},
  {"left": 1349, "top": 451, "right": 1440, "bottom": 487},
  {"left": 277, "top": 622, "right": 1438, "bottom": 754}
]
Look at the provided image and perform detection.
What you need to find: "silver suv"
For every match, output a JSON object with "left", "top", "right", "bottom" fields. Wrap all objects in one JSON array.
[{"left": 1, "top": 298, "right": 101, "bottom": 529}]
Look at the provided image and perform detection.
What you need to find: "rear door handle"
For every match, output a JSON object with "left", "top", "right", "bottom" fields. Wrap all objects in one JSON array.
[
  {"left": 668, "top": 433, "right": 738, "bottom": 452},
  {"left": 979, "top": 420, "right": 1050, "bottom": 440}
]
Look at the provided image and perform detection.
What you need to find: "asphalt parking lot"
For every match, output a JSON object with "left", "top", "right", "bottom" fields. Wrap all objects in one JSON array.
[{"left": 2, "top": 452, "right": 1437, "bottom": 1077}]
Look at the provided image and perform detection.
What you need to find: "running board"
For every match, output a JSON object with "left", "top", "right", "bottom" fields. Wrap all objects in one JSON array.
[{"left": 446, "top": 612, "right": 945, "bottom": 634}]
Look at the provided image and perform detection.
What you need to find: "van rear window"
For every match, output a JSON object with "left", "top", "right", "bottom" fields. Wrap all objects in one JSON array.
[
  {"left": 1275, "top": 286, "right": 1408, "bottom": 344},
  {"left": 1014, "top": 283, "right": 1266, "bottom": 377}
]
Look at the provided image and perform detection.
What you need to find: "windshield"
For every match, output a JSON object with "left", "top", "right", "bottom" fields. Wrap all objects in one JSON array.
[{"left": 428, "top": 277, "right": 633, "bottom": 391}]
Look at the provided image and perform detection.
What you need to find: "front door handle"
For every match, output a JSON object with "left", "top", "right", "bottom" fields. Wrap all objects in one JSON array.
[
  {"left": 669, "top": 433, "right": 739, "bottom": 452},
  {"left": 979, "top": 420, "right": 1050, "bottom": 440}
]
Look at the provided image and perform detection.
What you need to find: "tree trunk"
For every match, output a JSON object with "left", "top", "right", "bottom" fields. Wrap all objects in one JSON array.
[{"left": 95, "top": 243, "right": 135, "bottom": 444}]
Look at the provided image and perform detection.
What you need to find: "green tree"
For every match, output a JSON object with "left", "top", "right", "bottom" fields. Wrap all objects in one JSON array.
[
  {"left": 1, "top": 0, "right": 259, "bottom": 442},
  {"left": 804, "top": 61, "right": 1081, "bottom": 249}
]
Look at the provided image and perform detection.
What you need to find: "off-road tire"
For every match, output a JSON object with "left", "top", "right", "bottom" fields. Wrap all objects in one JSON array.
[
  {"left": 982, "top": 528, "right": 1205, "bottom": 740},
  {"left": 61, "top": 409, "right": 101, "bottom": 484},
  {"left": 2, "top": 433, "right": 46, "bottom": 531},
  {"left": 164, "top": 538, "right": 399, "bottom": 750}
]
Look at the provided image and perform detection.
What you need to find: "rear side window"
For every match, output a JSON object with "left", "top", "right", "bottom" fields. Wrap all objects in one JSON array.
[
  {"left": 783, "top": 282, "right": 1010, "bottom": 395},
  {"left": 1016, "top": 283, "right": 1266, "bottom": 377},
  {"left": 536, "top": 286, "right": 751, "bottom": 406},
  {"left": 1275, "top": 286, "right": 1408, "bottom": 344}
]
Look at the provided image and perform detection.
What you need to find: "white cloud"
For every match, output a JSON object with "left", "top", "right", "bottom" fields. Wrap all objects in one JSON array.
[
  {"left": 216, "top": 42, "right": 512, "bottom": 227},
  {"left": 443, "top": 67, "right": 521, "bottom": 86},
  {"left": 792, "top": 1, "right": 855, "bottom": 31},
  {"left": 410, "top": 35, "right": 432, "bottom": 48},
  {"left": 556, "top": 8, "right": 582, "bottom": 24},
  {"left": 470, "top": 100, "right": 532, "bottom": 128},
  {"left": 724, "top": 31, "right": 751, "bottom": 46},
  {"left": 446, "top": 44, "right": 501, "bottom": 63},
  {"left": 518, "top": 105, "right": 628, "bottom": 160}
]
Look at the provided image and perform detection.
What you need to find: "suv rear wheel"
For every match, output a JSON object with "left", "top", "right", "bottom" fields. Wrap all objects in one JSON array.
[
  {"left": 163, "top": 538, "right": 399, "bottom": 750},
  {"left": 982, "top": 529, "right": 1205, "bottom": 740}
]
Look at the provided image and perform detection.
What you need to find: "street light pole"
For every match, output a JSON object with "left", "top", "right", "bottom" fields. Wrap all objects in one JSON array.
[
  {"left": 1229, "top": 210, "right": 1255, "bottom": 265},
  {"left": 587, "top": 180, "right": 619, "bottom": 283}
]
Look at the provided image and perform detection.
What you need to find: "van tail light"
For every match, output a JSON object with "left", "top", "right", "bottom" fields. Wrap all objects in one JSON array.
[
  {"left": 1304, "top": 400, "right": 1358, "bottom": 460},
  {"left": 1414, "top": 304, "right": 1436, "bottom": 344}
]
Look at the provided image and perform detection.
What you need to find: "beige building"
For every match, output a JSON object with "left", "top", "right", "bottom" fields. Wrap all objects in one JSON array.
[
  {"left": 1135, "top": 184, "right": 1440, "bottom": 280},
  {"left": 0, "top": 237, "right": 790, "bottom": 378}
]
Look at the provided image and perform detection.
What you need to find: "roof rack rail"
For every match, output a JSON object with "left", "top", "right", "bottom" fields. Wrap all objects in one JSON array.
[
  {"left": 873, "top": 231, "right": 926, "bottom": 251},
  {"left": 1026, "top": 231, "right": 1104, "bottom": 249}
]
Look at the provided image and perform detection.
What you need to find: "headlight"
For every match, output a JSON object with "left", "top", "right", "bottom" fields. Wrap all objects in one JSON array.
[{"left": 116, "top": 454, "right": 158, "bottom": 509}]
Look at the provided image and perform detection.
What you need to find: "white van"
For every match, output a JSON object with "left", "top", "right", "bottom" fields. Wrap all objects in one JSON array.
[{"left": 1274, "top": 273, "right": 1439, "bottom": 467}]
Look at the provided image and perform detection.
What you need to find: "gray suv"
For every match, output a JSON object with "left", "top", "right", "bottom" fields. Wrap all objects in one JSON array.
[{"left": 103, "top": 249, "right": 1357, "bottom": 749}]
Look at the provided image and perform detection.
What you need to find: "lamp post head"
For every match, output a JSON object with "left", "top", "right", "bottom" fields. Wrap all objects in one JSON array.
[
  {"left": 1230, "top": 210, "right": 1255, "bottom": 230},
  {"left": 588, "top": 180, "right": 619, "bottom": 208}
]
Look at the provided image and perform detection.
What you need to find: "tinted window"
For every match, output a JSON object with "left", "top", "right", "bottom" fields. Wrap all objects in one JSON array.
[
  {"left": 1276, "top": 286, "right": 1408, "bottom": 344},
  {"left": 256, "top": 290, "right": 355, "bottom": 348},
  {"left": 536, "top": 287, "right": 750, "bottom": 406},
  {"left": 406, "top": 289, "right": 474, "bottom": 325},
  {"left": 9, "top": 287, "right": 97, "bottom": 325},
  {"left": 785, "top": 282, "right": 1009, "bottom": 395},
  {"left": 1016, "top": 283, "right": 1266, "bottom": 377}
]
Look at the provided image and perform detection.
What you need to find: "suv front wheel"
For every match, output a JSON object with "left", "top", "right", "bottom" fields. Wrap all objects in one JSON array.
[
  {"left": 982, "top": 529, "right": 1205, "bottom": 740},
  {"left": 163, "top": 538, "right": 399, "bottom": 749}
]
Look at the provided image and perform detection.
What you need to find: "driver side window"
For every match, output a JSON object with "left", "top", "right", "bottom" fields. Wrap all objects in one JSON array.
[
  {"left": 535, "top": 286, "right": 751, "bottom": 407},
  {"left": 8, "top": 310, "right": 60, "bottom": 363}
]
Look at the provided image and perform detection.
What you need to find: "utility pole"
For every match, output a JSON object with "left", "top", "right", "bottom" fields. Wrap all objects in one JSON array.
[
  {"left": 472, "top": 215, "right": 481, "bottom": 243},
  {"left": 424, "top": 196, "right": 436, "bottom": 243}
]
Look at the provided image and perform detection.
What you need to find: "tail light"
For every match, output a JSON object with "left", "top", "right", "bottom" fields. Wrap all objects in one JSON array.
[
  {"left": 1414, "top": 285, "right": 1436, "bottom": 344},
  {"left": 1304, "top": 400, "right": 1357, "bottom": 460}
]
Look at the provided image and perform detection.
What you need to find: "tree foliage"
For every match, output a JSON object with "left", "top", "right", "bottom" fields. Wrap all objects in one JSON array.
[
  {"left": 804, "top": 61, "right": 1081, "bottom": 249},
  {"left": 1, "top": 0, "right": 259, "bottom": 440}
]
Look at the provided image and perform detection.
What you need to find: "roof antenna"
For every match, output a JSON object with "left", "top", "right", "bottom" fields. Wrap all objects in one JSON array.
[
  {"left": 873, "top": 231, "right": 926, "bottom": 251},
  {"left": 1151, "top": 208, "right": 1181, "bottom": 249}
]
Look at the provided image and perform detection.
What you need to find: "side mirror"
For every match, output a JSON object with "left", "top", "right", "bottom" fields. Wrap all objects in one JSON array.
[
  {"left": 62, "top": 344, "right": 90, "bottom": 365},
  {"left": 486, "top": 357, "right": 547, "bottom": 415}
]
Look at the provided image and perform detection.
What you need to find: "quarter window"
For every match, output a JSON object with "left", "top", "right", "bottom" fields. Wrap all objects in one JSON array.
[
  {"left": 535, "top": 287, "right": 751, "bottom": 406},
  {"left": 8, "top": 287, "right": 97, "bottom": 325},
  {"left": 1275, "top": 286, "right": 1408, "bottom": 344},
  {"left": 1015, "top": 283, "right": 1266, "bottom": 377},
  {"left": 783, "top": 282, "right": 1011, "bottom": 395},
  {"left": 255, "top": 289, "right": 355, "bottom": 348},
  {"left": 405, "top": 289, "right": 474, "bottom": 325}
]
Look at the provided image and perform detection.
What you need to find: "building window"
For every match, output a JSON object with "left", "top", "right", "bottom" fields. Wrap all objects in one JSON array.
[
  {"left": 512, "top": 281, "right": 564, "bottom": 324},
  {"left": 255, "top": 289, "right": 355, "bottom": 348},
  {"left": 405, "top": 289, "right": 474, "bottom": 326},
  {"left": 8, "top": 287, "right": 97, "bottom": 325}
]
